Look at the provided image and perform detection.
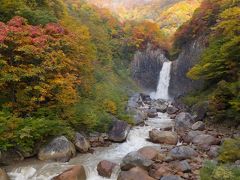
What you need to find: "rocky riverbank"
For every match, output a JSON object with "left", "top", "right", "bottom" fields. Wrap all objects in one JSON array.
[{"left": 1, "top": 93, "right": 239, "bottom": 180}]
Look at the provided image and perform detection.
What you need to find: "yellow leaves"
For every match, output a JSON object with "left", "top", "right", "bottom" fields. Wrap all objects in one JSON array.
[{"left": 103, "top": 100, "right": 117, "bottom": 115}]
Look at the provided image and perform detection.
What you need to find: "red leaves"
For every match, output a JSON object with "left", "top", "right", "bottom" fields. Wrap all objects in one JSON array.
[
  {"left": 7, "top": 16, "right": 26, "bottom": 27},
  {"left": 45, "top": 23, "right": 67, "bottom": 35},
  {"left": 0, "top": 16, "right": 68, "bottom": 48}
]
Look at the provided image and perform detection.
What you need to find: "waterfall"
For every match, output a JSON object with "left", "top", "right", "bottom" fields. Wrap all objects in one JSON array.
[{"left": 150, "top": 61, "right": 172, "bottom": 100}]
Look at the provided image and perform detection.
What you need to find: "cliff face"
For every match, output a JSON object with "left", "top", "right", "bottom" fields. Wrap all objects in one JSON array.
[
  {"left": 131, "top": 46, "right": 168, "bottom": 91},
  {"left": 169, "top": 38, "right": 205, "bottom": 98}
]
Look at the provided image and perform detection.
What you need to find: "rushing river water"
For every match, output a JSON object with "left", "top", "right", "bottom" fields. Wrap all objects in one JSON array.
[
  {"left": 7, "top": 112, "right": 173, "bottom": 180},
  {"left": 7, "top": 60, "right": 173, "bottom": 180}
]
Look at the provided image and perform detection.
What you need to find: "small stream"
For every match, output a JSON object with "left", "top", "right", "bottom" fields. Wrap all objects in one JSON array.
[{"left": 7, "top": 112, "right": 173, "bottom": 180}]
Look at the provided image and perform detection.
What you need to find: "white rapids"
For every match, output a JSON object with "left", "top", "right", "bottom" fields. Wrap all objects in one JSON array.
[
  {"left": 7, "top": 112, "right": 173, "bottom": 180},
  {"left": 150, "top": 61, "right": 172, "bottom": 100}
]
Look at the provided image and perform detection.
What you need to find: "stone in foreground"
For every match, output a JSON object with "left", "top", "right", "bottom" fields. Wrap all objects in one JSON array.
[
  {"left": 74, "top": 133, "right": 90, "bottom": 153},
  {"left": 169, "top": 146, "right": 197, "bottom": 160},
  {"left": 97, "top": 160, "right": 117, "bottom": 178},
  {"left": 149, "top": 129, "right": 178, "bottom": 145},
  {"left": 109, "top": 120, "right": 131, "bottom": 142},
  {"left": 191, "top": 121, "right": 205, "bottom": 131},
  {"left": 53, "top": 165, "right": 86, "bottom": 180},
  {"left": 138, "top": 146, "right": 159, "bottom": 160},
  {"left": 38, "top": 136, "right": 76, "bottom": 162},
  {"left": 120, "top": 151, "right": 153, "bottom": 171},
  {"left": 118, "top": 167, "right": 154, "bottom": 180}
]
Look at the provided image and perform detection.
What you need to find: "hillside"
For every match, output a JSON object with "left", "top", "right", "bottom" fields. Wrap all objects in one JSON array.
[{"left": 87, "top": 0, "right": 202, "bottom": 38}]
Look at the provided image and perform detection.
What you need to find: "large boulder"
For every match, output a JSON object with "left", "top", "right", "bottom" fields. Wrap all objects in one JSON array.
[
  {"left": 138, "top": 146, "right": 159, "bottom": 160},
  {"left": 0, "top": 149, "right": 24, "bottom": 165},
  {"left": 169, "top": 146, "right": 197, "bottom": 160},
  {"left": 191, "top": 101, "right": 209, "bottom": 121},
  {"left": 38, "top": 136, "right": 76, "bottom": 162},
  {"left": 170, "top": 160, "right": 191, "bottom": 173},
  {"left": 97, "top": 160, "right": 117, "bottom": 178},
  {"left": 132, "top": 110, "right": 147, "bottom": 125},
  {"left": 53, "top": 165, "right": 86, "bottom": 180},
  {"left": 167, "top": 106, "right": 179, "bottom": 115},
  {"left": 74, "top": 133, "right": 90, "bottom": 153},
  {"left": 147, "top": 109, "right": 158, "bottom": 118},
  {"left": 118, "top": 167, "right": 154, "bottom": 180},
  {"left": 192, "top": 134, "right": 220, "bottom": 149},
  {"left": 89, "top": 132, "right": 109, "bottom": 147},
  {"left": 207, "top": 145, "right": 220, "bottom": 158},
  {"left": 149, "top": 129, "right": 178, "bottom": 145},
  {"left": 149, "top": 163, "right": 172, "bottom": 179},
  {"left": 0, "top": 168, "right": 9, "bottom": 180},
  {"left": 120, "top": 151, "right": 153, "bottom": 171},
  {"left": 109, "top": 120, "right": 131, "bottom": 142},
  {"left": 182, "top": 131, "right": 204, "bottom": 143},
  {"left": 191, "top": 121, "right": 205, "bottom": 131},
  {"left": 175, "top": 112, "right": 194, "bottom": 132},
  {"left": 152, "top": 100, "right": 168, "bottom": 113}
]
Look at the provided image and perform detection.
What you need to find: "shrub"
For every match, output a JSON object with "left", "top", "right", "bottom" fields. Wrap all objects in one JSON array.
[
  {"left": 0, "top": 111, "right": 73, "bottom": 153},
  {"left": 200, "top": 161, "right": 240, "bottom": 180},
  {"left": 218, "top": 138, "right": 240, "bottom": 163}
]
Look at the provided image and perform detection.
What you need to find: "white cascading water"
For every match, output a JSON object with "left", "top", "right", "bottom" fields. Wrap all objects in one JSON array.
[
  {"left": 150, "top": 61, "right": 172, "bottom": 100},
  {"left": 7, "top": 61, "right": 173, "bottom": 180},
  {"left": 7, "top": 113, "right": 173, "bottom": 180}
]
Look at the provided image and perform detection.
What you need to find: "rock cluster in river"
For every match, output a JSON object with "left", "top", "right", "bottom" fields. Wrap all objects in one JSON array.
[{"left": 113, "top": 93, "right": 224, "bottom": 180}]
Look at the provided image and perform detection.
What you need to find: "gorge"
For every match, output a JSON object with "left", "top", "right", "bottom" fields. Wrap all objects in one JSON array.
[{"left": 0, "top": 0, "right": 239, "bottom": 180}]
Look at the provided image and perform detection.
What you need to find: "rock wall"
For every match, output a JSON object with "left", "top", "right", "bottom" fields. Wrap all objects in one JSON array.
[
  {"left": 169, "top": 38, "right": 205, "bottom": 98},
  {"left": 131, "top": 45, "right": 168, "bottom": 91}
]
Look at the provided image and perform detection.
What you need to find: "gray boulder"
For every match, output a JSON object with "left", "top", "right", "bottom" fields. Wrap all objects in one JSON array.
[
  {"left": 183, "top": 130, "right": 204, "bottom": 143},
  {"left": 167, "top": 106, "right": 179, "bottom": 115},
  {"left": 207, "top": 145, "right": 220, "bottom": 158},
  {"left": 0, "top": 149, "right": 24, "bottom": 165},
  {"left": 147, "top": 109, "right": 158, "bottom": 118},
  {"left": 192, "top": 134, "right": 220, "bottom": 149},
  {"left": 149, "top": 129, "right": 178, "bottom": 145},
  {"left": 171, "top": 160, "right": 191, "bottom": 173},
  {"left": 191, "top": 101, "right": 209, "bottom": 121},
  {"left": 175, "top": 112, "right": 194, "bottom": 131},
  {"left": 109, "top": 120, "right": 130, "bottom": 142},
  {"left": 120, "top": 151, "right": 153, "bottom": 171},
  {"left": 74, "top": 133, "right": 90, "bottom": 153},
  {"left": 38, "top": 136, "right": 76, "bottom": 162},
  {"left": 192, "top": 121, "right": 205, "bottom": 131},
  {"left": 132, "top": 110, "right": 147, "bottom": 125},
  {"left": 169, "top": 146, "right": 197, "bottom": 160}
]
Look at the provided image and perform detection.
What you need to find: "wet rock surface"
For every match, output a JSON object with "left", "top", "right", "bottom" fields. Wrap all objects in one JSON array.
[
  {"left": 97, "top": 160, "right": 117, "bottom": 178},
  {"left": 120, "top": 151, "right": 154, "bottom": 171},
  {"left": 149, "top": 129, "right": 178, "bottom": 145},
  {"left": 38, "top": 136, "right": 76, "bottom": 162},
  {"left": 74, "top": 133, "right": 90, "bottom": 153},
  {"left": 53, "top": 165, "right": 86, "bottom": 180},
  {"left": 108, "top": 119, "right": 131, "bottom": 142},
  {"left": 118, "top": 167, "right": 155, "bottom": 180}
]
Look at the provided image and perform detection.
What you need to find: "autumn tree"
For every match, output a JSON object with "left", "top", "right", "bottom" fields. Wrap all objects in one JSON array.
[{"left": 0, "top": 16, "right": 90, "bottom": 116}]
